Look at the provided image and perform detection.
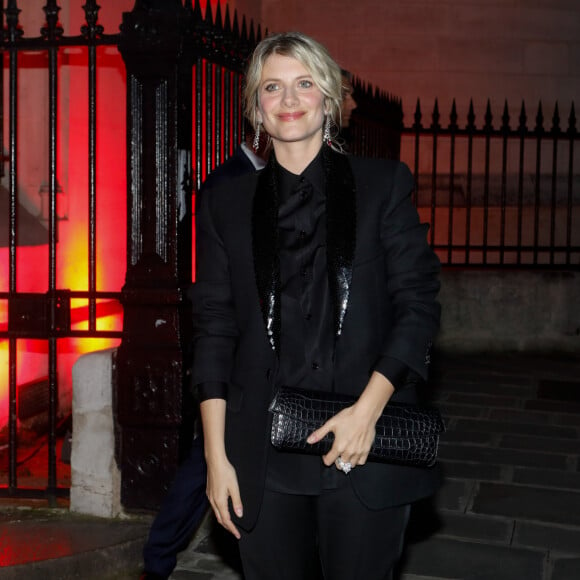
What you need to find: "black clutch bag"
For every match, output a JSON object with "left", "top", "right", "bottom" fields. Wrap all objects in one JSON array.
[{"left": 269, "top": 386, "right": 446, "bottom": 468}]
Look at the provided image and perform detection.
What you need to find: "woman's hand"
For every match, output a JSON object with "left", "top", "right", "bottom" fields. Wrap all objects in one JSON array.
[
  {"left": 306, "top": 371, "right": 395, "bottom": 472},
  {"left": 205, "top": 455, "right": 243, "bottom": 539},
  {"left": 200, "top": 398, "right": 243, "bottom": 539}
]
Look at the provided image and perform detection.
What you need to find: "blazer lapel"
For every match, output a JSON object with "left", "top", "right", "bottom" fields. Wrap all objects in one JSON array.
[
  {"left": 251, "top": 146, "right": 357, "bottom": 352},
  {"left": 252, "top": 155, "right": 280, "bottom": 352},
  {"left": 323, "top": 146, "right": 356, "bottom": 338}
]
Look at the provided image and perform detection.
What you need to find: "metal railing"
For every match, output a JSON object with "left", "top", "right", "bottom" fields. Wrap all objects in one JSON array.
[
  {"left": 0, "top": 0, "right": 122, "bottom": 502},
  {"left": 401, "top": 99, "right": 580, "bottom": 268}
]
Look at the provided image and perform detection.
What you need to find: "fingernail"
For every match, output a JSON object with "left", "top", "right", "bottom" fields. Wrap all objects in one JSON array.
[
  {"left": 307, "top": 435, "right": 315, "bottom": 444},
  {"left": 235, "top": 507, "right": 243, "bottom": 517}
]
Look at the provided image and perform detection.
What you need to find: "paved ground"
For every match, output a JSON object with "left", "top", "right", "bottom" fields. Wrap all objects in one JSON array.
[{"left": 1, "top": 351, "right": 580, "bottom": 579}]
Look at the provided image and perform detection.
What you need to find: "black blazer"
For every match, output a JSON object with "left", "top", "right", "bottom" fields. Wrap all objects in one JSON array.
[{"left": 190, "top": 146, "right": 441, "bottom": 531}]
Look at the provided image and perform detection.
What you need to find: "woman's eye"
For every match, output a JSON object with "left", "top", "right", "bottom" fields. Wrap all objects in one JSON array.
[
  {"left": 264, "top": 83, "right": 279, "bottom": 92},
  {"left": 298, "top": 80, "right": 313, "bottom": 88}
]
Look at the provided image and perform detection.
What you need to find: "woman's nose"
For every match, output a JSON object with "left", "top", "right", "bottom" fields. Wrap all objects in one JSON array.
[{"left": 282, "top": 86, "right": 298, "bottom": 106}]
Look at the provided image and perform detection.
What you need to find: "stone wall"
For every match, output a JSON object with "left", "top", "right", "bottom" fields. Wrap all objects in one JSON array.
[
  {"left": 235, "top": 0, "right": 580, "bottom": 126},
  {"left": 438, "top": 269, "right": 580, "bottom": 353}
]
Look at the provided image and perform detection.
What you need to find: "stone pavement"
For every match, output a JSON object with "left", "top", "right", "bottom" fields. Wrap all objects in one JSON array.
[{"left": 1, "top": 351, "right": 580, "bottom": 579}]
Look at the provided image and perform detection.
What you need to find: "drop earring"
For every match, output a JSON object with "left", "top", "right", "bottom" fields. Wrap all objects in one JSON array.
[
  {"left": 253, "top": 123, "right": 261, "bottom": 151},
  {"left": 323, "top": 115, "right": 331, "bottom": 145}
]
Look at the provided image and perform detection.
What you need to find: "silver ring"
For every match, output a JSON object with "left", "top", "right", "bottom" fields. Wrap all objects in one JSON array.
[{"left": 336, "top": 456, "right": 352, "bottom": 474}]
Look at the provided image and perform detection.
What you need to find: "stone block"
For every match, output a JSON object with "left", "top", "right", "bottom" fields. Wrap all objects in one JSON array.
[
  {"left": 438, "top": 444, "right": 567, "bottom": 470},
  {"left": 499, "top": 434, "right": 580, "bottom": 454},
  {"left": 436, "top": 511, "right": 512, "bottom": 544},
  {"left": 402, "top": 537, "right": 545, "bottom": 580},
  {"left": 472, "top": 482, "right": 580, "bottom": 526},
  {"left": 70, "top": 348, "right": 121, "bottom": 518},
  {"left": 513, "top": 467, "right": 580, "bottom": 491},
  {"left": 440, "top": 430, "right": 493, "bottom": 446},
  {"left": 434, "top": 478, "right": 475, "bottom": 512},
  {"left": 514, "top": 521, "right": 580, "bottom": 556},
  {"left": 440, "top": 461, "right": 503, "bottom": 482},
  {"left": 436, "top": 403, "right": 484, "bottom": 418},
  {"left": 455, "top": 419, "right": 577, "bottom": 440},
  {"left": 552, "top": 557, "right": 580, "bottom": 580},
  {"left": 446, "top": 393, "right": 519, "bottom": 408},
  {"left": 488, "top": 408, "right": 552, "bottom": 425}
]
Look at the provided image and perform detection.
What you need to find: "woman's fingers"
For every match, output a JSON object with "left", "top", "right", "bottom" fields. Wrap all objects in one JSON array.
[{"left": 207, "top": 463, "right": 242, "bottom": 539}]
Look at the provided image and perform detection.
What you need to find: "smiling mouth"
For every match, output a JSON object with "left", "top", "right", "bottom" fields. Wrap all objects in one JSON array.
[{"left": 278, "top": 112, "right": 305, "bottom": 121}]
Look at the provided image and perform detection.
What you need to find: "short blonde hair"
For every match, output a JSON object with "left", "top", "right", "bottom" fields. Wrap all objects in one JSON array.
[{"left": 244, "top": 32, "right": 343, "bottom": 136}]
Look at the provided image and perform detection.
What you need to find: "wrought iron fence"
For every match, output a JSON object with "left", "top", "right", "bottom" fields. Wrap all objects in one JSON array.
[
  {"left": 0, "top": 0, "right": 122, "bottom": 502},
  {"left": 401, "top": 99, "right": 580, "bottom": 268},
  {"left": 3, "top": 0, "right": 577, "bottom": 509}
]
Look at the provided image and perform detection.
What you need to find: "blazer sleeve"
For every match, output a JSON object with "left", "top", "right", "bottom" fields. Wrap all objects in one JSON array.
[
  {"left": 374, "top": 161, "right": 441, "bottom": 382},
  {"left": 188, "top": 186, "right": 239, "bottom": 394}
]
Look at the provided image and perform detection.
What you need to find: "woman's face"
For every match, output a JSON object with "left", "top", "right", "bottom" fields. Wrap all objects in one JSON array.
[{"left": 256, "top": 53, "right": 326, "bottom": 152}]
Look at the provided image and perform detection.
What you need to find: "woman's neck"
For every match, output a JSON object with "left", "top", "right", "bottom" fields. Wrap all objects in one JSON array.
[{"left": 272, "top": 139, "right": 323, "bottom": 175}]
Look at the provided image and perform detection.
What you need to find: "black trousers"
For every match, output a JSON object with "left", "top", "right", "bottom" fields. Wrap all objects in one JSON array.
[
  {"left": 238, "top": 476, "right": 410, "bottom": 580},
  {"left": 142, "top": 437, "right": 209, "bottom": 577}
]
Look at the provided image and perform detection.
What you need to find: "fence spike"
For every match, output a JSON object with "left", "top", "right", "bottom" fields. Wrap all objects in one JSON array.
[
  {"left": 449, "top": 99, "right": 458, "bottom": 130},
  {"left": 81, "top": 0, "right": 104, "bottom": 40},
  {"left": 6, "top": 0, "right": 23, "bottom": 42},
  {"left": 223, "top": 4, "right": 232, "bottom": 33},
  {"left": 412, "top": 99, "right": 422, "bottom": 130},
  {"left": 192, "top": 0, "right": 203, "bottom": 20},
  {"left": 551, "top": 101, "right": 560, "bottom": 134},
  {"left": 431, "top": 98, "right": 440, "bottom": 130},
  {"left": 466, "top": 99, "right": 475, "bottom": 130},
  {"left": 41, "top": 0, "right": 64, "bottom": 41},
  {"left": 567, "top": 102, "right": 577, "bottom": 136},
  {"left": 535, "top": 101, "right": 544, "bottom": 132},
  {"left": 518, "top": 100, "right": 527, "bottom": 133},
  {"left": 501, "top": 100, "right": 510, "bottom": 132},
  {"left": 232, "top": 9, "right": 240, "bottom": 38},
  {"left": 204, "top": 0, "right": 214, "bottom": 24},
  {"left": 248, "top": 19, "right": 256, "bottom": 45},
  {"left": 215, "top": 1, "right": 223, "bottom": 27},
  {"left": 484, "top": 99, "right": 493, "bottom": 131},
  {"left": 256, "top": 23, "right": 262, "bottom": 43},
  {"left": 240, "top": 14, "right": 248, "bottom": 42}
]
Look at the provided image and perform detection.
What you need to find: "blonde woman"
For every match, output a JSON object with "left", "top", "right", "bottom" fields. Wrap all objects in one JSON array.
[{"left": 191, "top": 31, "right": 441, "bottom": 580}]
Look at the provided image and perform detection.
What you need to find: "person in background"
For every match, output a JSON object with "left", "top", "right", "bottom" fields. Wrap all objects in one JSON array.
[
  {"left": 340, "top": 68, "right": 357, "bottom": 132},
  {"left": 193, "top": 31, "right": 441, "bottom": 580},
  {"left": 139, "top": 129, "right": 267, "bottom": 580}
]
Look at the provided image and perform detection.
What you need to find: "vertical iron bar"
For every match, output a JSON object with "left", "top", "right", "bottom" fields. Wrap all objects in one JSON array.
[
  {"left": 482, "top": 103, "right": 492, "bottom": 266},
  {"left": 7, "top": 22, "right": 18, "bottom": 491},
  {"left": 500, "top": 104, "right": 509, "bottom": 265},
  {"left": 205, "top": 60, "right": 212, "bottom": 179},
  {"left": 447, "top": 102, "right": 458, "bottom": 265},
  {"left": 214, "top": 64, "right": 222, "bottom": 168},
  {"left": 47, "top": 40, "right": 59, "bottom": 501},
  {"left": 533, "top": 103, "right": 544, "bottom": 265},
  {"left": 549, "top": 104, "right": 560, "bottom": 266},
  {"left": 195, "top": 57, "right": 203, "bottom": 192},
  {"left": 465, "top": 104, "right": 475, "bottom": 266},
  {"left": 566, "top": 137, "right": 574, "bottom": 266},
  {"left": 517, "top": 103, "right": 526, "bottom": 266},
  {"left": 223, "top": 69, "right": 231, "bottom": 157},
  {"left": 430, "top": 101, "right": 440, "bottom": 250},
  {"left": 88, "top": 44, "right": 97, "bottom": 330},
  {"left": 550, "top": 136, "right": 558, "bottom": 266}
]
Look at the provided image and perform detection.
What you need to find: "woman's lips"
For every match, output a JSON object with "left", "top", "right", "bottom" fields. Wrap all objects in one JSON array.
[{"left": 278, "top": 112, "right": 305, "bottom": 121}]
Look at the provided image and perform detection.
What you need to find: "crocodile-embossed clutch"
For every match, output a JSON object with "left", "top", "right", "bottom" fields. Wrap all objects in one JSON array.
[{"left": 269, "top": 386, "right": 445, "bottom": 468}]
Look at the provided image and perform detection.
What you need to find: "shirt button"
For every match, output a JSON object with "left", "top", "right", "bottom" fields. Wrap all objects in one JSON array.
[
  {"left": 312, "top": 362, "right": 320, "bottom": 370},
  {"left": 299, "top": 230, "right": 306, "bottom": 239},
  {"left": 300, "top": 267, "right": 307, "bottom": 277},
  {"left": 305, "top": 313, "right": 312, "bottom": 320}
]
